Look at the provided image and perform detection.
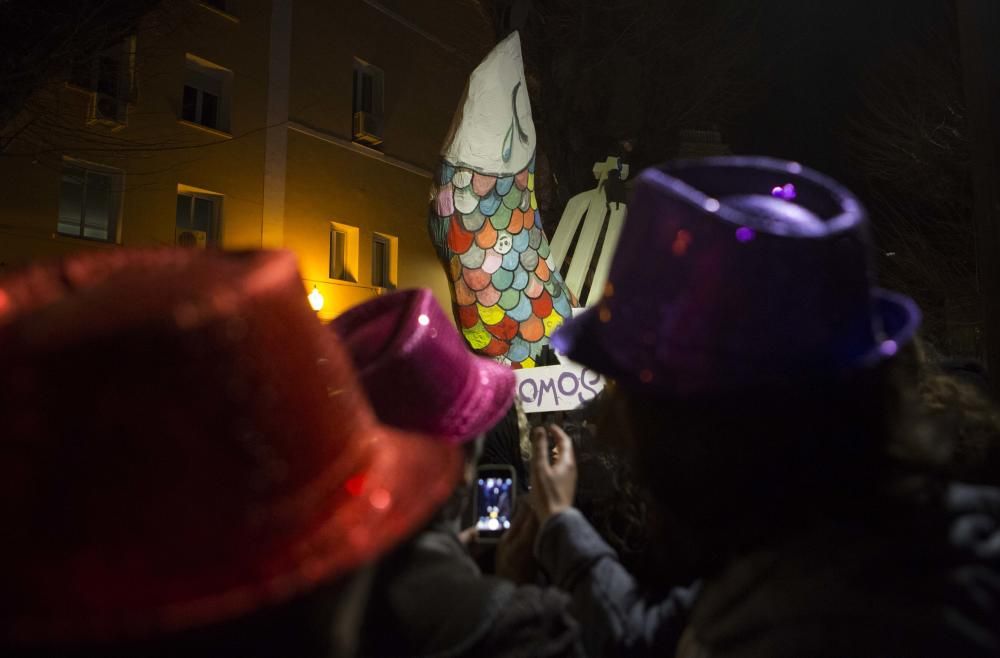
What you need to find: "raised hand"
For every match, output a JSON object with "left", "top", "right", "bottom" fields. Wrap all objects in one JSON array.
[{"left": 529, "top": 424, "right": 578, "bottom": 525}]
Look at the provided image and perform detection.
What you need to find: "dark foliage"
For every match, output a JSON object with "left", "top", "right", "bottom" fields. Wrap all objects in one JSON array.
[
  {"left": 478, "top": 0, "right": 765, "bottom": 233},
  {"left": 0, "top": 0, "right": 164, "bottom": 135},
  {"left": 846, "top": 10, "right": 981, "bottom": 356}
]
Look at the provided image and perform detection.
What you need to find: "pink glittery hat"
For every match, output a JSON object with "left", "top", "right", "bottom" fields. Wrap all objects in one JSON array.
[{"left": 332, "top": 289, "right": 516, "bottom": 444}]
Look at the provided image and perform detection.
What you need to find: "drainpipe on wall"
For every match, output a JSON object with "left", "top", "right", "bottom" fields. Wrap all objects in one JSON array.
[{"left": 262, "top": 0, "right": 292, "bottom": 248}]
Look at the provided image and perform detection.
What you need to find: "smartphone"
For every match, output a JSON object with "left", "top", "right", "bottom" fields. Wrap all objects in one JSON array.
[{"left": 474, "top": 464, "right": 517, "bottom": 543}]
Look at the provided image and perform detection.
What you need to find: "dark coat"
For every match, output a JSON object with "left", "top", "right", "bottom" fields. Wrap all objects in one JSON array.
[
  {"left": 361, "top": 523, "right": 582, "bottom": 658},
  {"left": 536, "top": 508, "right": 698, "bottom": 657},
  {"left": 678, "top": 483, "right": 1000, "bottom": 658},
  {"left": 537, "top": 484, "right": 1000, "bottom": 658}
]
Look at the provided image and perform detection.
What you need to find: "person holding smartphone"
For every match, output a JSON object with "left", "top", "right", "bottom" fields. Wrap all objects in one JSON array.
[
  {"left": 526, "top": 423, "right": 699, "bottom": 656},
  {"left": 332, "top": 288, "right": 585, "bottom": 658}
]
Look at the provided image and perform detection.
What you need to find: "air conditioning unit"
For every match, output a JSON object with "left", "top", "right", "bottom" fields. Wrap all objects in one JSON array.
[
  {"left": 353, "top": 111, "right": 383, "bottom": 146},
  {"left": 90, "top": 92, "right": 127, "bottom": 126},
  {"left": 176, "top": 228, "right": 208, "bottom": 249}
]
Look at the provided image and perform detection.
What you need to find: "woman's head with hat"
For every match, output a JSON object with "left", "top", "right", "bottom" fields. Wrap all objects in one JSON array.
[
  {"left": 0, "top": 249, "right": 461, "bottom": 655},
  {"left": 331, "top": 288, "right": 516, "bottom": 445},
  {"left": 552, "top": 156, "right": 924, "bottom": 573},
  {"left": 332, "top": 288, "right": 517, "bottom": 534},
  {"left": 554, "top": 156, "right": 920, "bottom": 395}
]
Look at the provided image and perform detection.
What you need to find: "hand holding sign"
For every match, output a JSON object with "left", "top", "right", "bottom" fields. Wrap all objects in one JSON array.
[{"left": 529, "top": 425, "right": 577, "bottom": 525}]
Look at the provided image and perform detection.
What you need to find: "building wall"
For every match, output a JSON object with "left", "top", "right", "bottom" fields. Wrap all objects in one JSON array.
[
  {"left": 0, "top": 0, "right": 492, "bottom": 321},
  {"left": 0, "top": 1, "right": 271, "bottom": 266},
  {"left": 284, "top": 129, "right": 449, "bottom": 319},
  {"left": 283, "top": 0, "right": 492, "bottom": 319}
]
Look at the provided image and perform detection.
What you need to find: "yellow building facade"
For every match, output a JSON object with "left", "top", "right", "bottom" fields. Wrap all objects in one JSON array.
[{"left": 0, "top": 0, "right": 493, "bottom": 320}]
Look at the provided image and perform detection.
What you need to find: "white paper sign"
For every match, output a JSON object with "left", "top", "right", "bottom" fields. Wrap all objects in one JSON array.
[{"left": 514, "top": 360, "right": 605, "bottom": 413}]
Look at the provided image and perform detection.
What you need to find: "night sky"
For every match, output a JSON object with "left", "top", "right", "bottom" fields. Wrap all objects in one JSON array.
[{"left": 729, "top": 0, "right": 948, "bottom": 187}]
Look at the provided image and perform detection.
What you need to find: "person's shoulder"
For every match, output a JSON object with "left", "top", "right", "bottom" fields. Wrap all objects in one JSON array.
[
  {"left": 939, "top": 482, "right": 1000, "bottom": 655},
  {"left": 468, "top": 581, "right": 583, "bottom": 658},
  {"left": 940, "top": 482, "right": 1000, "bottom": 578},
  {"left": 367, "top": 529, "right": 520, "bottom": 657},
  {"left": 945, "top": 482, "right": 1000, "bottom": 518},
  {"left": 689, "top": 487, "right": 1000, "bottom": 658}
]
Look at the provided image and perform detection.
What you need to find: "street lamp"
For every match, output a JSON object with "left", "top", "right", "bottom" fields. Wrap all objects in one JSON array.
[{"left": 308, "top": 285, "right": 324, "bottom": 312}]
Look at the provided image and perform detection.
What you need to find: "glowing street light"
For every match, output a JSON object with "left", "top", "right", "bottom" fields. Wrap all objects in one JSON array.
[{"left": 308, "top": 285, "right": 324, "bottom": 312}]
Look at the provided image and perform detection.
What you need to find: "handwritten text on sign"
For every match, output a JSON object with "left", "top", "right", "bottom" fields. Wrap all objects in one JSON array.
[{"left": 514, "top": 362, "right": 605, "bottom": 413}]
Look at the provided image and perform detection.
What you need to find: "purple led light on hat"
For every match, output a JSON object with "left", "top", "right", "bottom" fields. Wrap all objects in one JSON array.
[
  {"left": 879, "top": 339, "right": 898, "bottom": 357},
  {"left": 771, "top": 183, "right": 797, "bottom": 200},
  {"left": 735, "top": 226, "right": 755, "bottom": 243}
]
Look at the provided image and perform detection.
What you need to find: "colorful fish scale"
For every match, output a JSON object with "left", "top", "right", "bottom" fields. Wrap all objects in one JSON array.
[{"left": 429, "top": 157, "right": 573, "bottom": 367}]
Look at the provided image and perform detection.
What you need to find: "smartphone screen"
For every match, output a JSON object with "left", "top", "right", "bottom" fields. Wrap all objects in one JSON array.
[{"left": 475, "top": 465, "right": 516, "bottom": 542}]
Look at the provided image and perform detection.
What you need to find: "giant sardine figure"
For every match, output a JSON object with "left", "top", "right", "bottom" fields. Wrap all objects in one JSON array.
[{"left": 428, "top": 32, "right": 573, "bottom": 368}]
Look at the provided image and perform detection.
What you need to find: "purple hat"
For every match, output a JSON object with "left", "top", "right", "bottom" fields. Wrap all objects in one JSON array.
[
  {"left": 553, "top": 156, "right": 921, "bottom": 396},
  {"left": 332, "top": 288, "right": 515, "bottom": 444}
]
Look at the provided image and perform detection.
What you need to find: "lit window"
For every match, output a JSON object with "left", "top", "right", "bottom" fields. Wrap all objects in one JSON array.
[
  {"left": 175, "top": 190, "right": 221, "bottom": 247},
  {"left": 330, "top": 228, "right": 347, "bottom": 280},
  {"left": 58, "top": 160, "right": 122, "bottom": 242},
  {"left": 329, "top": 222, "right": 359, "bottom": 282},
  {"left": 372, "top": 234, "right": 396, "bottom": 289},
  {"left": 182, "top": 55, "right": 232, "bottom": 132}
]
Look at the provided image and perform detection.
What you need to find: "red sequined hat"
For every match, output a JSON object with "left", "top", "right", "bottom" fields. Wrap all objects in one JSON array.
[{"left": 0, "top": 249, "right": 460, "bottom": 645}]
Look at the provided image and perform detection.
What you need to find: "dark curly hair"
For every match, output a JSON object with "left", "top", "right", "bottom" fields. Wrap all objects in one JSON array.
[
  {"left": 597, "top": 360, "right": 949, "bottom": 577},
  {"left": 891, "top": 338, "right": 1000, "bottom": 485},
  {"left": 559, "top": 394, "right": 677, "bottom": 586}
]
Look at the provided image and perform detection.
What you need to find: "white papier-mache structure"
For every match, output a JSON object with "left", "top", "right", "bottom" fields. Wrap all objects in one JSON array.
[
  {"left": 440, "top": 33, "right": 536, "bottom": 176},
  {"left": 429, "top": 31, "right": 575, "bottom": 369},
  {"left": 549, "top": 156, "right": 630, "bottom": 307}
]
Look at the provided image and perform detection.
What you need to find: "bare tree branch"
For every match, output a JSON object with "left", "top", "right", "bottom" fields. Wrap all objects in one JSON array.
[
  {"left": 846, "top": 11, "right": 980, "bottom": 354},
  {"left": 475, "top": 0, "right": 765, "bottom": 233}
]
